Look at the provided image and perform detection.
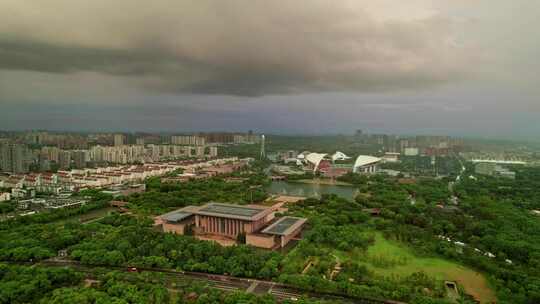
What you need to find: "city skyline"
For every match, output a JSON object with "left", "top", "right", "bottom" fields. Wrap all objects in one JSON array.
[
  {"left": 1, "top": 1, "right": 540, "bottom": 139},
  {"left": 0, "top": 127, "right": 538, "bottom": 143}
]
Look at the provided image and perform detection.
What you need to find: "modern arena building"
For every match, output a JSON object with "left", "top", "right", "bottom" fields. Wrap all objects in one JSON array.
[
  {"left": 352, "top": 155, "right": 381, "bottom": 173},
  {"left": 304, "top": 152, "right": 332, "bottom": 173},
  {"left": 298, "top": 152, "right": 380, "bottom": 175}
]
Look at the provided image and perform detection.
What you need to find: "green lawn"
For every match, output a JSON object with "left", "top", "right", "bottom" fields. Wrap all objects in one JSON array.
[
  {"left": 356, "top": 232, "right": 496, "bottom": 304},
  {"left": 283, "top": 231, "right": 496, "bottom": 303}
]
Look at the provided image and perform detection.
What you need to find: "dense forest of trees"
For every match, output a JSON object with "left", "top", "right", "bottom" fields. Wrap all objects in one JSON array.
[
  {"left": 0, "top": 264, "right": 325, "bottom": 304},
  {"left": 0, "top": 264, "right": 83, "bottom": 304},
  {"left": 346, "top": 171, "right": 540, "bottom": 303},
  {"left": 284, "top": 195, "right": 456, "bottom": 304},
  {"left": 69, "top": 214, "right": 282, "bottom": 279},
  {"left": 127, "top": 178, "right": 268, "bottom": 214},
  {"left": 126, "top": 164, "right": 270, "bottom": 214},
  {"left": 0, "top": 202, "right": 15, "bottom": 214}
]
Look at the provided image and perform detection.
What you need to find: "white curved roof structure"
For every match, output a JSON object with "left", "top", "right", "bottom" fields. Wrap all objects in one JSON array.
[
  {"left": 353, "top": 155, "right": 381, "bottom": 172},
  {"left": 305, "top": 153, "right": 328, "bottom": 172},
  {"left": 332, "top": 151, "right": 351, "bottom": 161},
  {"left": 471, "top": 159, "right": 526, "bottom": 165}
]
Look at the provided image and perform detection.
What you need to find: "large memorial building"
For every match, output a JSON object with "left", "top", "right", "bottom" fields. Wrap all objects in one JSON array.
[{"left": 155, "top": 202, "right": 306, "bottom": 249}]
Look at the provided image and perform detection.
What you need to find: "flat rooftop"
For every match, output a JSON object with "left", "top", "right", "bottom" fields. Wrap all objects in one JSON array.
[
  {"left": 162, "top": 210, "right": 193, "bottom": 223},
  {"left": 262, "top": 216, "right": 307, "bottom": 236},
  {"left": 195, "top": 203, "right": 270, "bottom": 221}
]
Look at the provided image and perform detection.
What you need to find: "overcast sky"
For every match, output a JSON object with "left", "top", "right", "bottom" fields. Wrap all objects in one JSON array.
[{"left": 0, "top": 1, "right": 539, "bottom": 139}]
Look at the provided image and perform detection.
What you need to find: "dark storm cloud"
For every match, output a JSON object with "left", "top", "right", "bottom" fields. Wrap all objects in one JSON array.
[
  {"left": 0, "top": 39, "right": 172, "bottom": 74},
  {"left": 1, "top": 0, "right": 540, "bottom": 139},
  {"left": 0, "top": 0, "right": 476, "bottom": 96}
]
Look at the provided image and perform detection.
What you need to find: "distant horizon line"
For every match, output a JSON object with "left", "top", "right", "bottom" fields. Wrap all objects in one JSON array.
[{"left": 0, "top": 128, "right": 538, "bottom": 144}]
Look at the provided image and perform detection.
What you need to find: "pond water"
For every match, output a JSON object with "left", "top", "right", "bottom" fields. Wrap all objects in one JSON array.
[{"left": 267, "top": 181, "right": 359, "bottom": 200}]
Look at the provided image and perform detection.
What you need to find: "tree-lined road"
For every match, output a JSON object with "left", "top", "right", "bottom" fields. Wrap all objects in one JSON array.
[{"left": 37, "top": 259, "right": 406, "bottom": 304}]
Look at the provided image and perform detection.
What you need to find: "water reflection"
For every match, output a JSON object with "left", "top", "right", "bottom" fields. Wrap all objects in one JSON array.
[{"left": 266, "top": 181, "right": 359, "bottom": 200}]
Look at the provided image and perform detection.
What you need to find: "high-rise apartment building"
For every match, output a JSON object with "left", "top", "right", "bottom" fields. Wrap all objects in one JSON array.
[
  {"left": 0, "top": 144, "right": 30, "bottom": 173},
  {"left": 203, "top": 133, "right": 234, "bottom": 144},
  {"left": 41, "top": 146, "right": 60, "bottom": 162},
  {"left": 171, "top": 135, "right": 206, "bottom": 146},
  {"left": 72, "top": 150, "right": 87, "bottom": 169},
  {"left": 209, "top": 146, "right": 218, "bottom": 157},
  {"left": 114, "top": 134, "right": 125, "bottom": 146},
  {"left": 58, "top": 151, "right": 72, "bottom": 169}
]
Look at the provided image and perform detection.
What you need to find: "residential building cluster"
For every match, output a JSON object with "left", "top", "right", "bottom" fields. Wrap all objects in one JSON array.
[
  {"left": 171, "top": 132, "right": 259, "bottom": 145},
  {"left": 232, "top": 133, "right": 260, "bottom": 144},
  {"left": 16, "top": 197, "right": 87, "bottom": 211},
  {"left": 0, "top": 144, "right": 32, "bottom": 174},
  {"left": 0, "top": 158, "right": 246, "bottom": 200},
  {"left": 201, "top": 131, "right": 260, "bottom": 144},
  {"left": 0, "top": 130, "right": 264, "bottom": 174},
  {"left": 356, "top": 131, "right": 466, "bottom": 156},
  {"left": 101, "top": 184, "right": 147, "bottom": 198},
  {"left": 88, "top": 144, "right": 217, "bottom": 164},
  {"left": 0, "top": 162, "right": 182, "bottom": 195},
  {"left": 171, "top": 135, "right": 206, "bottom": 146},
  {"left": 0, "top": 142, "right": 219, "bottom": 174},
  {"left": 25, "top": 132, "right": 88, "bottom": 149},
  {"left": 161, "top": 158, "right": 249, "bottom": 183},
  {"left": 19, "top": 131, "right": 259, "bottom": 148}
]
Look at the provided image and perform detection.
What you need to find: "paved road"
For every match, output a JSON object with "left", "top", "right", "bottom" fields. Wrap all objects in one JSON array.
[{"left": 38, "top": 259, "right": 406, "bottom": 304}]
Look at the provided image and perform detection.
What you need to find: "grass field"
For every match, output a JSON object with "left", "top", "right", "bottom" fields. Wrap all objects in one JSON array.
[{"left": 357, "top": 233, "right": 496, "bottom": 304}]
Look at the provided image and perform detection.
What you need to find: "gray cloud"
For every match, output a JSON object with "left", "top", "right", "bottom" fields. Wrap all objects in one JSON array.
[
  {"left": 0, "top": 0, "right": 478, "bottom": 96},
  {"left": 1, "top": 0, "right": 540, "bottom": 139},
  {"left": 2, "top": 93, "right": 539, "bottom": 140},
  {"left": 0, "top": 39, "right": 173, "bottom": 74}
]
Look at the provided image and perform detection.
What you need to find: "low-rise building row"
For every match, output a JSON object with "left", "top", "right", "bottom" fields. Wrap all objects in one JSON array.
[{"left": 0, "top": 158, "right": 245, "bottom": 195}]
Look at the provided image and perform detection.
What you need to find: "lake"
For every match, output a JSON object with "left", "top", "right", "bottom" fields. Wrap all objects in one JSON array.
[{"left": 267, "top": 180, "right": 359, "bottom": 200}]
